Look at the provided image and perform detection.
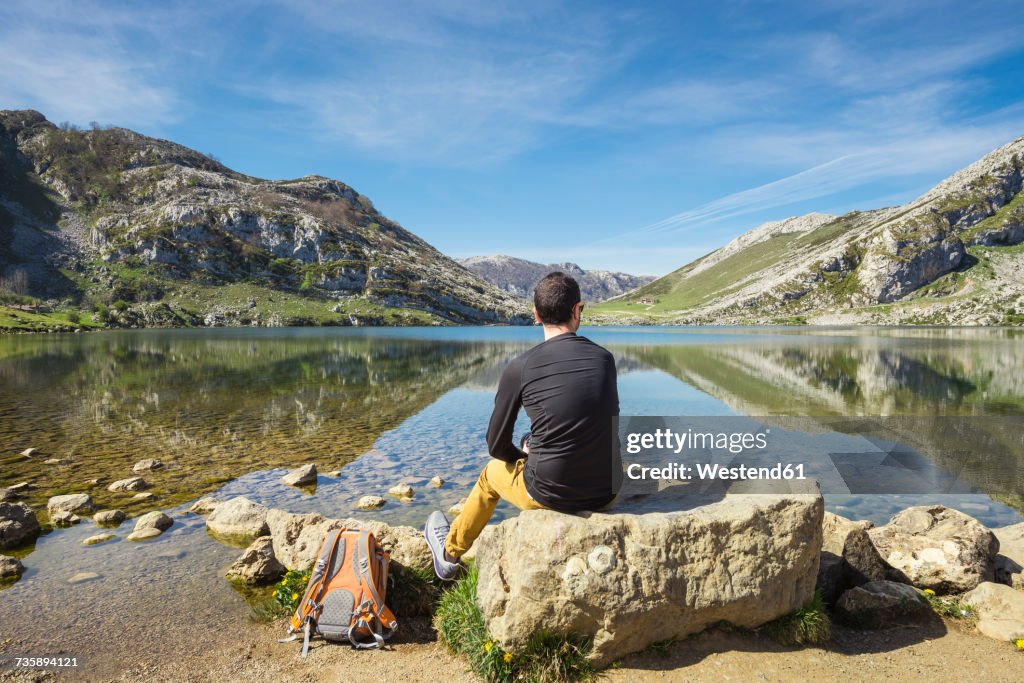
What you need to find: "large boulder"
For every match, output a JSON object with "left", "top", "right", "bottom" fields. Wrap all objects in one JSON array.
[
  {"left": 47, "top": 494, "right": 94, "bottom": 517},
  {"left": 206, "top": 497, "right": 269, "bottom": 540},
  {"left": 993, "top": 522, "right": 1024, "bottom": 590},
  {"left": 817, "top": 512, "right": 888, "bottom": 604},
  {"left": 0, "top": 502, "right": 41, "bottom": 550},
  {"left": 225, "top": 536, "right": 287, "bottom": 584},
  {"left": 962, "top": 581, "right": 1024, "bottom": 641},
  {"left": 867, "top": 506, "right": 998, "bottom": 593},
  {"left": 265, "top": 508, "right": 430, "bottom": 572},
  {"left": 475, "top": 494, "right": 823, "bottom": 667},
  {"left": 835, "top": 580, "right": 931, "bottom": 628}
]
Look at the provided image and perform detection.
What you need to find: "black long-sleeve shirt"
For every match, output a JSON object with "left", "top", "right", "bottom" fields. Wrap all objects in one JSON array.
[{"left": 486, "top": 332, "right": 619, "bottom": 512}]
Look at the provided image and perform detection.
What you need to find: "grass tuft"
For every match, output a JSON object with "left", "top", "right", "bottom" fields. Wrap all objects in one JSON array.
[
  {"left": 761, "top": 590, "right": 831, "bottom": 645},
  {"left": 434, "top": 564, "right": 595, "bottom": 682}
]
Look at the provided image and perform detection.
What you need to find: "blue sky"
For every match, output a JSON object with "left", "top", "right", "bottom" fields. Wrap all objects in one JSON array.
[{"left": 3, "top": 0, "right": 1024, "bottom": 275}]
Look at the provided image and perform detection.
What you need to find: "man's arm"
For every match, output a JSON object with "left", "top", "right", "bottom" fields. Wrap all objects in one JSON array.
[{"left": 486, "top": 358, "right": 527, "bottom": 462}]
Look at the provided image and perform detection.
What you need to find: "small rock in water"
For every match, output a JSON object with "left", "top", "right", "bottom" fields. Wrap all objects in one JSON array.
[
  {"left": 429, "top": 476, "right": 444, "bottom": 488},
  {"left": 19, "top": 448, "right": 38, "bottom": 458},
  {"left": 326, "top": 470, "right": 342, "bottom": 477},
  {"left": 47, "top": 493, "right": 94, "bottom": 517},
  {"left": 134, "top": 511, "right": 173, "bottom": 533},
  {"left": 68, "top": 572, "right": 99, "bottom": 584},
  {"left": 132, "top": 459, "right": 164, "bottom": 473},
  {"left": 399, "top": 495, "right": 414, "bottom": 503},
  {"left": 9, "top": 482, "right": 34, "bottom": 494},
  {"left": 84, "top": 479, "right": 102, "bottom": 487},
  {"left": 448, "top": 499, "right": 467, "bottom": 517},
  {"left": 108, "top": 476, "right": 148, "bottom": 492},
  {"left": 282, "top": 463, "right": 317, "bottom": 487},
  {"left": 82, "top": 533, "right": 115, "bottom": 546},
  {"left": 126, "top": 528, "right": 163, "bottom": 542},
  {"left": 51, "top": 511, "right": 81, "bottom": 526},
  {"left": 93, "top": 510, "right": 126, "bottom": 527},
  {"left": 388, "top": 484, "right": 414, "bottom": 498},
  {"left": 132, "top": 492, "right": 157, "bottom": 501},
  {"left": 187, "top": 497, "right": 220, "bottom": 515},
  {"left": 43, "top": 458, "right": 69, "bottom": 466},
  {"left": 356, "top": 495, "right": 386, "bottom": 510},
  {"left": 0, "top": 554, "right": 25, "bottom": 578}
]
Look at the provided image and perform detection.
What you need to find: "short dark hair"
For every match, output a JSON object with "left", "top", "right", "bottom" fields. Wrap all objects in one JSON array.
[{"left": 534, "top": 272, "right": 581, "bottom": 324}]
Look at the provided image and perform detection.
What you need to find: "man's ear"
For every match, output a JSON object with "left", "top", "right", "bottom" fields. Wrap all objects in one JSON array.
[{"left": 533, "top": 307, "right": 543, "bottom": 325}]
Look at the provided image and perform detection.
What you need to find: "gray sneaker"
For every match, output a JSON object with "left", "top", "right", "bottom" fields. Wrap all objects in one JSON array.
[{"left": 424, "top": 510, "right": 462, "bottom": 581}]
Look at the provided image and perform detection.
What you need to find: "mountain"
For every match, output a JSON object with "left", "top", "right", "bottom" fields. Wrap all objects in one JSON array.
[
  {"left": 593, "top": 136, "right": 1024, "bottom": 325},
  {"left": 0, "top": 110, "right": 530, "bottom": 329},
  {"left": 459, "top": 254, "right": 654, "bottom": 303}
]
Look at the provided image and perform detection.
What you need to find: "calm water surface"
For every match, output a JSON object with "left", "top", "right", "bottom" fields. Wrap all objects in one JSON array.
[{"left": 1, "top": 325, "right": 1023, "bottom": 678}]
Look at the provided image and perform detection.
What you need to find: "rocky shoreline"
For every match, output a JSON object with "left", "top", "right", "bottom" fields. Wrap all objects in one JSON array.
[{"left": 3, "top": 475, "right": 1024, "bottom": 674}]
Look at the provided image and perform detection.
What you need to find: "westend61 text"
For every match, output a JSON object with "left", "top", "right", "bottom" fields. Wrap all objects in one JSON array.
[{"left": 626, "top": 462, "right": 806, "bottom": 481}]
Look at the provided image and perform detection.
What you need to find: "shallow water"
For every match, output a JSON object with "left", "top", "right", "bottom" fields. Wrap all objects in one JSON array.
[{"left": 1, "top": 325, "right": 1023, "bottom": 678}]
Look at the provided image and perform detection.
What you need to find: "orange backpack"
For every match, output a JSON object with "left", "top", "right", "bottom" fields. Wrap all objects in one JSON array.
[{"left": 281, "top": 528, "right": 398, "bottom": 656}]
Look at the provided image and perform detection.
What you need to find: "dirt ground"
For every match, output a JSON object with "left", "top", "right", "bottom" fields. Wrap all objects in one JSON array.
[{"left": 3, "top": 614, "right": 1020, "bottom": 683}]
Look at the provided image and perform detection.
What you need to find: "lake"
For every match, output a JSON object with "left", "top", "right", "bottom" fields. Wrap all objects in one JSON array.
[{"left": 1, "top": 325, "right": 1023, "bottom": 678}]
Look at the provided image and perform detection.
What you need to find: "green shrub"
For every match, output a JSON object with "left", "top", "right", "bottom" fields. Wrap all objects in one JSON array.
[
  {"left": 66, "top": 311, "right": 80, "bottom": 324},
  {"left": 113, "top": 299, "right": 128, "bottom": 312},
  {"left": 434, "top": 564, "right": 594, "bottom": 683},
  {"left": 761, "top": 590, "right": 831, "bottom": 645},
  {"left": 93, "top": 303, "right": 109, "bottom": 323}
]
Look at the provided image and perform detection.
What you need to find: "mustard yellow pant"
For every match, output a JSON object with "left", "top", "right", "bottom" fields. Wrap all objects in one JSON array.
[{"left": 445, "top": 458, "right": 546, "bottom": 558}]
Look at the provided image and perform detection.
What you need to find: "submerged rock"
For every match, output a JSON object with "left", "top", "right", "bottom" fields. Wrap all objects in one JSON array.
[
  {"left": 187, "top": 497, "right": 220, "bottom": 515},
  {"left": 206, "top": 496, "right": 269, "bottom": 539},
  {"left": 44, "top": 458, "right": 69, "bottom": 466},
  {"left": 132, "top": 492, "right": 156, "bottom": 501},
  {"left": 93, "top": 510, "right": 126, "bottom": 527},
  {"left": 0, "top": 502, "right": 41, "bottom": 549},
  {"left": 835, "top": 580, "right": 931, "bottom": 628},
  {"left": 817, "top": 512, "right": 888, "bottom": 604},
  {"left": 8, "top": 482, "right": 34, "bottom": 494},
  {"left": 356, "top": 495, "right": 385, "bottom": 510},
  {"left": 868, "top": 505, "right": 999, "bottom": 594},
  {"left": 47, "top": 494, "right": 94, "bottom": 517},
  {"left": 82, "top": 533, "right": 116, "bottom": 546},
  {"left": 962, "top": 581, "right": 1024, "bottom": 641},
  {"left": 68, "top": 572, "right": 100, "bottom": 584},
  {"left": 429, "top": 476, "right": 444, "bottom": 488},
  {"left": 126, "top": 528, "right": 164, "bottom": 542},
  {"left": 282, "top": 464, "right": 317, "bottom": 487},
  {"left": 132, "top": 459, "right": 164, "bottom": 473},
  {"left": 225, "top": 536, "right": 287, "bottom": 584},
  {"left": 19, "top": 448, "right": 38, "bottom": 458},
  {"left": 448, "top": 499, "right": 466, "bottom": 517},
  {"left": 475, "top": 494, "right": 824, "bottom": 667},
  {"left": 0, "top": 554, "right": 25, "bottom": 578},
  {"left": 107, "top": 476, "right": 149, "bottom": 492}
]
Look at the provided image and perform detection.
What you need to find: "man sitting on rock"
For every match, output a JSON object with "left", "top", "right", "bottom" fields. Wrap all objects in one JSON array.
[{"left": 424, "top": 271, "right": 620, "bottom": 580}]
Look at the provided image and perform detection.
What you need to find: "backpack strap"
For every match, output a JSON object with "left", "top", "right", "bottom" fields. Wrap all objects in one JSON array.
[
  {"left": 287, "top": 528, "right": 346, "bottom": 637},
  {"left": 355, "top": 530, "right": 398, "bottom": 640}
]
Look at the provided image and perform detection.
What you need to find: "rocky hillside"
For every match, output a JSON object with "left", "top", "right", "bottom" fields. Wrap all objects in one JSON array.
[
  {"left": 0, "top": 110, "right": 530, "bottom": 329},
  {"left": 593, "top": 136, "right": 1024, "bottom": 325},
  {"left": 459, "top": 254, "right": 654, "bottom": 302}
]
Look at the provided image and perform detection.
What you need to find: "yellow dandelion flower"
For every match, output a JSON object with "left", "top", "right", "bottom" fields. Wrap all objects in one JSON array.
[
  {"left": 291, "top": 592, "right": 299, "bottom": 601},
  {"left": 281, "top": 579, "right": 288, "bottom": 586},
  {"left": 483, "top": 641, "right": 493, "bottom": 653},
  {"left": 1016, "top": 638, "right": 1024, "bottom": 651},
  {"left": 923, "top": 588, "right": 935, "bottom": 595},
  {"left": 503, "top": 652, "right": 513, "bottom": 664}
]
